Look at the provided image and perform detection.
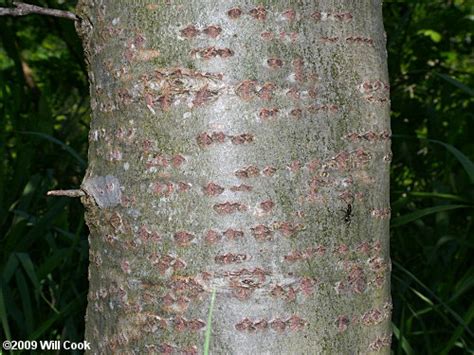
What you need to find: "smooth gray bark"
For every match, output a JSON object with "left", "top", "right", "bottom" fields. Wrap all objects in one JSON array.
[{"left": 76, "top": 0, "right": 392, "bottom": 353}]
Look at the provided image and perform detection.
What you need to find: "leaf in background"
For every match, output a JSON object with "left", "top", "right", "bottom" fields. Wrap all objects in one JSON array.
[{"left": 429, "top": 139, "right": 474, "bottom": 183}]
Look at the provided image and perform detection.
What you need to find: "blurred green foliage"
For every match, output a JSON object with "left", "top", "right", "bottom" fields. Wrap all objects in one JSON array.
[{"left": 0, "top": 0, "right": 472, "bottom": 354}]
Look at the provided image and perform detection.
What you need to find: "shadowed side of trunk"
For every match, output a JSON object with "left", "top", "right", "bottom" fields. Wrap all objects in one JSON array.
[{"left": 76, "top": 0, "right": 392, "bottom": 353}]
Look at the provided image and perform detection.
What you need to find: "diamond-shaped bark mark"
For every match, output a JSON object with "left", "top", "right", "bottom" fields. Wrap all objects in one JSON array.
[
  {"left": 336, "top": 315, "right": 350, "bottom": 332},
  {"left": 257, "top": 82, "right": 275, "bottom": 101},
  {"left": 235, "top": 318, "right": 255, "bottom": 331},
  {"left": 261, "top": 31, "right": 273, "bottom": 41},
  {"left": 177, "top": 182, "right": 191, "bottom": 192},
  {"left": 300, "top": 277, "right": 316, "bottom": 296},
  {"left": 203, "top": 25, "right": 222, "bottom": 38},
  {"left": 282, "top": 9, "right": 296, "bottom": 21},
  {"left": 348, "top": 265, "right": 367, "bottom": 294},
  {"left": 193, "top": 85, "right": 216, "bottom": 106},
  {"left": 250, "top": 6, "right": 266, "bottom": 20},
  {"left": 203, "top": 182, "right": 224, "bottom": 196},
  {"left": 288, "top": 160, "right": 301, "bottom": 172},
  {"left": 215, "top": 253, "right": 249, "bottom": 264},
  {"left": 271, "top": 319, "right": 286, "bottom": 332},
  {"left": 205, "top": 230, "right": 222, "bottom": 245},
  {"left": 254, "top": 319, "right": 269, "bottom": 330},
  {"left": 160, "top": 343, "right": 175, "bottom": 354},
  {"left": 192, "top": 47, "right": 234, "bottom": 59},
  {"left": 174, "top": 231, "right": 195, "bottom": 247},
  {"left": 271, "top": 285, "right": 285, "bottom": 297},
  {"left": 286, "top": 87, "right": 300, "bottom": 99},
  {"left": 157, "top": 94, "right": 172, "bottom": 111},
  {"left": 223, "top": 228, "right": 244, "bottom": 240},
  {"left": 187, "top": 319, "right": 206, "bottom": 331},
  {"left": 235, "top": 165, "right": 260, "bottom": 178},
  {"left": 171, "top": 277, "right": 204, "bottom": 297},
  {"left": 267, "top": 58, "right": 283, "bottom": 69},
  {"left": 171, "top": 154, "right": 186, "bottom": 168},
  {"left": 227, "top": 7, "right": 242, "bottom": 19},
  {"left": 334, "top": 12, "right": 353, "bottom": 21},
  {"left": 311, "top": 11, "right": 321, "bottom": 21},
  {"left": 288, "top": 315, "right": 306, "bottom": 331},
  {"left": 230, "top": 184, "right": 253, "bottom": 192},
  {"left": 231, "top": 133, "right": 254, "bottom": 145},
  {"left": 361, "top": 309, "right": 384, "bottom": 326},
  {"left": 231, "top": 285, "right": 255, "bottom": 300},
  {"left": 251, "top": 224, "right": 272, "bottom": 241},
  {"left": 197, "top": 132, "right": 213, "bottom": 147},
  {"left": 152, "top": 181, "right": 174, "bottom": 196},
  {"left": 181, "top": 25, "right": 199, "bottom": 38},
  {"left": 262, "top": 166, "right": 277, "bottom": 176},
  {"left": 259, "top": 200, "right": 274, "bottom": 212},
  {"left": 213, "top": 202, "right": 248, "bottom": 214},
  {"left": 235, "top": 80, "right": 257, "bottom": 100},
  {"left": 293, "top": 58, "right": 305, "bottom": 82},
  {"left": 290, "top": 108, "right": 302, "bottom": 119},
  {"left": 259, "top": 108, "right": 279, "bottom": 120},
  {"left": 273, "top": 222, "right": 303, "bottom": 237}
]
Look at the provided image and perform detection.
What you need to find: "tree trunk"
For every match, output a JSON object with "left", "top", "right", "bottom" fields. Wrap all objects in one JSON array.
[{"left": 76, "top": 0, "right": 392, "bottom": 353}]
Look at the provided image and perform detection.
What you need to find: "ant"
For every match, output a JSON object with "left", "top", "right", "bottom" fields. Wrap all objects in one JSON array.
[
  {"left": 343, "top": 203, "right": 353, "bottom": 225},
  {"left": 341, "top": 196, "right": 354, "bottom": 225}
]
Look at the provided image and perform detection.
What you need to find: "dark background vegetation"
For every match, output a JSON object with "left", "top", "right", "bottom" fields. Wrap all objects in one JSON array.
[{"left": 0, "top": 0, "right": 473, "bottom": 353}]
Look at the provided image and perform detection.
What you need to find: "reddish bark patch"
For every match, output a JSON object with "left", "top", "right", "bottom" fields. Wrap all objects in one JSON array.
[
  {"left": 336, "top": 315, "right": 350, "bottom": 332},
  {"left": 361, "top": 309, "right": 384, "bottom": 326},
  {"left": 174, "top": 231, "right": 195, "bottom": 247},
  {"left": 289, "top": 108, "right": 302, "bottom": 119},
  {"left": 192, "top": 47, "right": 234, "bottom": 59},
  {"left": 203, "top": 182, "right": 224, "bottom": 196},
  {"left": 271, "top": 319, "right": 286, "bottom": 332},
  {"left": 300, "top": 277, "right": 316, "bottom": 296},
  {"left": 259, "top": 108, "right": 279, "bottom": 120},
  {"left": 262, "top": 166, "right": 277, "bottom": 176},
  {"left": 171, "top": 154, "right": 186, "bottom": 168},
  {"left": 249, "top": 6, "right": 266, "bottom": 20},
  {"left": 254, "top": 319, "right": 269, "bottom": 330},
  {"left": 227, "top": 7, "right": 242, "bottom": 19},
  {"left": 311, "top": 11, "right": 321, "bottom": 21},
  {"left": 223, "top": 228, "right": 244, "bottom": 240},
  {"left": 215, "top": 253, "right": 248, "bottom": 264},
  {"left": 347, "top": 265, "right": 367, "bottom": 294},
  {"left": 282, "top": 9, "right": 296, "bottom": 21},
  {"left": 230, "top": 184, "right": 253, "bottom": 192},
  {"left": 260, "top": 31, "right": 273, "bottom": 41},
  {"left": 235, "top": 165, "right": 260, "bottom": 178},
  {"left": 259, "top": 199, "right": 274, "bottom": 212},
  {"left": 235, "top": 80, "right": 257, "bottom": 100},
  {"left": 334, "top": 12, "right": 353, "bottom": 22},
  {"left": 187, "top": 319, "right": 206, "bottom": 331},
  {"left": 288, "top": 160, "right": 301, "bottom": 172},
  {"left": 157, "top": 94, "right": 172, "bottom": 111},
  {"left": 204, "top": 230, "right": 222, "bottom": 245},
  {"left": 213, "top": 202, "right": 248, "bottom": 214},
  {"left": 177, "top": 182, "right": 191, "bottom": 192},
  {"left": 271, "top": 285, "right": 285, "bottom": 297},
  {"left": 267, "top": 58, "right": 283, "bottom": 69},
  {"left": 251, "top": 224, "right": 272, "bottom": 241},
  {"left": 287, "top": 315, "right": 306, "bottom": 331},
  {"left": 181, "top": 25, "right": 199, "bottom": 38},
  {"left": 203, "top": 25, "right": 222, "bottom": 38},
  {"left": 293, "top": 58, "right": 305, "bottom": 82},
  {"left": 196, "top": 132, "right": 213, "bottom": 147},
  {"left": 235, "top": 318, "right": 255, "bottom": 331},
  {"left": 231, "top": 133, "right": 254, "bottom": 145},
  {"left": 193, "top": 85, "right": 215, "bottom": 106},
  {"left": 257, "top": 82, "right": 275, "bottom": 101},
  {"left": 286, "top": 88, "right": 299, "bottom": 101}
]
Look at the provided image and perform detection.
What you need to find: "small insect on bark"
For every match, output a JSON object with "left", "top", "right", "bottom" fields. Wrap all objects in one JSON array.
[{"left": 343, "top": 203, "right": 353, "bottom": 225}]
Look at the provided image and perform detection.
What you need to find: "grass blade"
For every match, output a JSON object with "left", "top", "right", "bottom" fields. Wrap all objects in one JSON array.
[
  {"left": 19, "top": 131, "right": 86, "bottom": 169},
  {"left": 391, "top": 204, "right": 470, "bottom": 228},
  {"left": 435, "top": 73, "right": 474, "bottom": 96},
  {"left": 203, "top": 288, "right": 217, "bottom": 355}
]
